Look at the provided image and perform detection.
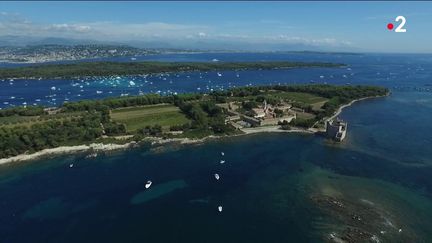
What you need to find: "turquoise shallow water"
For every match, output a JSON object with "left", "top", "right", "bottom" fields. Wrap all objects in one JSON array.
[{"left": 1, "top": 53, "right": 432, "bottom": 242}]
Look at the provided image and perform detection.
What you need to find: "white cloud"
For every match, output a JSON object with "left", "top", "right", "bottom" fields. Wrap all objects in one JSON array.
[
  {"left": 263, "top": 35, "right": 352, "bottom": 47},
  {"left": 74, "top": 21, "right": 209, "bottom": 40},
  {"left": 0, "top": 11, "right": 352, "bottom": 49},
  {"left": 46, "top": 24, "right": 92, "bottom": 33}
]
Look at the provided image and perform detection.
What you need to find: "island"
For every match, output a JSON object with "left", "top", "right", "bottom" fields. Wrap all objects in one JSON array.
[
  {"left": 0, "top": 61, "right": 342, "bottom": 79},
  {"left": 0, "top": 84, "right": 389, "bottom": 163}
]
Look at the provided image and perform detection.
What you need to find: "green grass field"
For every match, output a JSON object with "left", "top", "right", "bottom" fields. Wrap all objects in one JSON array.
[
  {"left": 111, "top": 104, "right": 190, "bottom": 132},
  {"left": 296, "top": 112, "right": 316, "bottom": 119},
  {"left": 228, "top": 91, "right": 327, "bottom": 105},
  {"left": 272, "top": 91, "right": 328, "bottom": 104},
  {"left": 0, "top": 115, "right": 38, "bottom": 125},
  {"left": 311, "top": 100, "right": 327, "bottom": 111},
  {"left": 0, "top": 111, "right": 85, "bottom": 128}
]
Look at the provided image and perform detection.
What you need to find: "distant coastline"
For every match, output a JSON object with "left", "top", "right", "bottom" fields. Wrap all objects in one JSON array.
[{"left": 0, "top": 61, "right": 343, "bottom": 80}]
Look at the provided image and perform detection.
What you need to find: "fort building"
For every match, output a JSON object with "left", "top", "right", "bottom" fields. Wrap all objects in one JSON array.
[{"left": 326, "top": 118, "right": 347, "bottom": 141}]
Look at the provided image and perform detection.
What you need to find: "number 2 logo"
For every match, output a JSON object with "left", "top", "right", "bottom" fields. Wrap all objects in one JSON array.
[{"left": 395, "top": 16, "right": 407, "bottom": 33}]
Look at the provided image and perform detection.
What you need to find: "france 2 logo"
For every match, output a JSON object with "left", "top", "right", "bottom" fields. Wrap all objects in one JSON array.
[{"left": 387, "top": 16, "right": 407, "bottom": 32}]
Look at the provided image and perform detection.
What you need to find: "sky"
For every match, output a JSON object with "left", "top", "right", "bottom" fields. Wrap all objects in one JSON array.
[{"left": 1, "top": 1, "right": 432, "bottom": 53}]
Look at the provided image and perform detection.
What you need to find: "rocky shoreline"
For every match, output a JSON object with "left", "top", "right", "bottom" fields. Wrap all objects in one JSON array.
[
  {"left": 0, "top": 142, "right": 137, "bottom": 165},
  {"left": 0, "top": 129, "right": 308, "bottom": 165},
  {"left": 311, "top": 194, "right": 414, "bottom": 242}
]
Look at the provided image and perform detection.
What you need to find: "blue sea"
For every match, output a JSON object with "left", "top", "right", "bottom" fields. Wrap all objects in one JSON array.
[{"left": 1, "top": 53, "right": 432, "bottom": 242}]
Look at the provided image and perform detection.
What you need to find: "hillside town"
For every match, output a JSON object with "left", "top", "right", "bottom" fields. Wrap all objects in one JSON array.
[{"left": 0, "top": 45, "right": 159, "bottom": 63}]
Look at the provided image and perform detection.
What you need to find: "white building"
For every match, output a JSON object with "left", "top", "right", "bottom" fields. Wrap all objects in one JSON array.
[{"left": 252, "top": 108, "right": 266, "bottom": 118}]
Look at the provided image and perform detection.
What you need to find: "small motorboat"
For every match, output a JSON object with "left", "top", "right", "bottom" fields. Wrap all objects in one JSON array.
[
  {"left": 220, "top": 160, "right": 225, "bottom": 164},
  {"left": 214, "top": 173, "right": 220, "bottom": 180},
  {"left": 221, "top": 152, "right": 225, "bottom": 156},
  {"left": 218, "top": 206, "right": 223, "bottom": 212},
  {"left": 69, "top": 163, "right": 74, "bottom": 168},
  {"left": 145, "top": 180, "right": 152, "bottom": 189},
  {"left": 85, "top": 153, "right": 97, "bottom": 159}
]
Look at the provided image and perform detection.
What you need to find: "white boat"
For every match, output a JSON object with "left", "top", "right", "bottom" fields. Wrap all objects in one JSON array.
[
  {"left": 218, "top": 206, "right": 223, "bottom": 212},
  {"left": 145, "top": 180, "right": 152, "bottom": 189},
  {"left": 212, "top": 58, "right": 219, "bottom": 62},
  {"left": 217, "top": 72, "right": 222, "bottom": 77},
  {"left": 69, "top": 163, "right": 74, "bottom": 168},
  {"left": 221, "top": 152, "right": 224, "bottom": 156},
  {"left": 214, "top": 173, "right": 220, "bottom": 180},
  {"left": 220, "top": 160, "right": 225, "bottom": 164}
]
